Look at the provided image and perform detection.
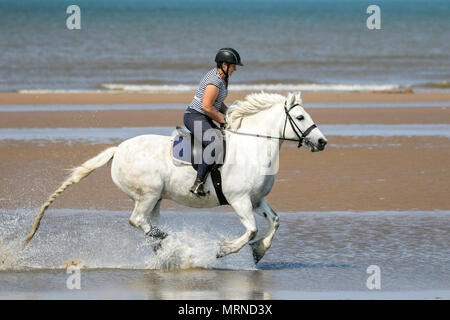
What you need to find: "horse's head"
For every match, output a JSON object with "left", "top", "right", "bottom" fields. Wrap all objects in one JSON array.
[{"left": 282, "top": 92, "right": 327, "bottom": 152}]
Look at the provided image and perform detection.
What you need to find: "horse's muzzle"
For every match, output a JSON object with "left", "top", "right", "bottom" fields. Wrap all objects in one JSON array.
[
  {"left": 317, "top": 138, "right": 327, "bottom": 151},
  {"left": 304, "top": 137, "right": 327, "bottom": 152}
]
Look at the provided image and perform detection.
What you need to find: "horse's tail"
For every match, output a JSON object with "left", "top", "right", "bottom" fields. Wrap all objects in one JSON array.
[{"left": 24, "top": 146, "right": 118, "bottom": 245}]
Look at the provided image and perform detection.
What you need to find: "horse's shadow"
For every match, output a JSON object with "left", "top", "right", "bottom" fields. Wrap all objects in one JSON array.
[{"left": 257, "top": 261, "right": 361, "bottom": 270}]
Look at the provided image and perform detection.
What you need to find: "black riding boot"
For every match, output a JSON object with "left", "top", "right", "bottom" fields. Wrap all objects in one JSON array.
[
  {"left": 190, "top": 176, "right": 207, "bottom": 197},
  {"left": 190, "top": 168, "right": 213, "bottom": 197}
]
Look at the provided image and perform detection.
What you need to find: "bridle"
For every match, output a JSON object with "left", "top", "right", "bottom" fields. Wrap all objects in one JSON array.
[
  {"left": 225, "top": 100, "right": 317, "bottom": 148},
  {"left": 282, "top": 101, "right": 317, "bottom": 148}
]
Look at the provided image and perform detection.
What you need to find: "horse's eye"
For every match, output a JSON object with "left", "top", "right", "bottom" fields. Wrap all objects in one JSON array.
[{"left": 296, "top": 115, "right": 305, "bottom": 121}]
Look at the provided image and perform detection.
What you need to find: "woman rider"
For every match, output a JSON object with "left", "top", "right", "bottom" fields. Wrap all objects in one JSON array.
[{"left": 183, "top": 48, "right": 243, "bottom": 197}]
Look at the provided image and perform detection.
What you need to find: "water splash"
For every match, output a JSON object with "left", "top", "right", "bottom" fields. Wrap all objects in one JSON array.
[
  {"left": 0, "top": 237, "right": 21, "bottom": 270},
  {"left": 0, "top": 209, "right": 255, "bottom": 271},
  {"left": 0, "top": 208, "right": 28, "bottom": 270},
  {"left": 146, "top": 226, "right": 255, "bottom": 271}
]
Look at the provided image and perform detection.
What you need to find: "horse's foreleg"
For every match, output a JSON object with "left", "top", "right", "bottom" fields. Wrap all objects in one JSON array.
[
  {"left": 129, "top": 195, "right": 167, "bottom": 240},
  {"left": 149, "top": 198, "right": 162, "bottom": 224},
  {"left": 217, "top": 197, "right": 258, "bottom": 258},
  {"left": 250, "top": 198, "right": 280, "bottom": 264}
]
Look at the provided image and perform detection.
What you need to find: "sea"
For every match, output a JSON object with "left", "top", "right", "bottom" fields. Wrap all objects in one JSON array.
[{"left": 0, "top": 0, "right": 449, "bottom": 93}]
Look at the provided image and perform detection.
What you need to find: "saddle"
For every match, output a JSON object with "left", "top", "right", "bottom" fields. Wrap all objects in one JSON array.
[{"left": 171, "top": 126, "right": 228, "bottom": 205}]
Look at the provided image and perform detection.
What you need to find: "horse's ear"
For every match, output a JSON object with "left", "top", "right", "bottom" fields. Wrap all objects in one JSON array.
[
  {"left": 295, "top": 91, "right": 303, "bottom": 103},
  {"left": 286, "top": 92, "right": 295, "bottom": 105}
]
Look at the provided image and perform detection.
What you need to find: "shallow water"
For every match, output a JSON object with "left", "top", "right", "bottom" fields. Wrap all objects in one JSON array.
[
  {"left": 0, "top": 209, "right": 449, "bottom": 299},
  {"left": 1, "top": 124, "right": 449, "bottom": 144},
  {"left": 0, "top": 101, "right": 449, "bottom": 112}
]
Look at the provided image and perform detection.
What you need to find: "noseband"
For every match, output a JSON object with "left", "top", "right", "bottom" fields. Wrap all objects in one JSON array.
[{"left": 225, "top": 100, "right": 317, "bottom": 148}]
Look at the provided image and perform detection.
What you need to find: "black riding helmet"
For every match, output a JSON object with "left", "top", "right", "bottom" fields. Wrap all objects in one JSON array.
[
  {"left": 215, "top": 48, "right": 244, "bottom": 66},
  {"left": 215, "top": 48, "right": 243, "bottom": 88}
]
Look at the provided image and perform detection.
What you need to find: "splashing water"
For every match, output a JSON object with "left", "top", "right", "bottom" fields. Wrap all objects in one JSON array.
[
  {"left": 146, "top": 227, "right": 255, "bottom": 271},
  {"left": 0, "top": 237, "right": 21, "bottom": 269},
  {"left": 0, "top": 208, "right": 256, "bottom": 271},
  {"left": 0, "top": 209, "right": 26, "bottom": 270},
  {"left": 146, "top": 229, "right": 220, "bottom": 270}
]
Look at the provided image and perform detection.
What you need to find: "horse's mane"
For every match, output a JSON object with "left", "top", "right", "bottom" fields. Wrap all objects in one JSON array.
[{"left": 225, "top": 92, "right": 285, "bottom": 130}]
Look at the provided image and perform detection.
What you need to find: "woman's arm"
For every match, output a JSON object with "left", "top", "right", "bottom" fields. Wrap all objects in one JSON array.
[
  {"left": 219, "top": 102, "right": 228, "bottom": 114},
  {"left": 202, "top": 84, "right": 226, "bottom": 124}
]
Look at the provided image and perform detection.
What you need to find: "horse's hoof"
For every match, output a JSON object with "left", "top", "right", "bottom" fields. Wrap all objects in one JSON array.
[
  {"left": 146, "top": 227, "right": 168, "bottom": 240},
  {"left": 249, "top": 240, "right": 266, "bottom": 264},
  {"left": 152, "top": 241, "right": 162, "bottom": 253},
  {"left": 216, "top": 247, "right": 228, "bottom": 259}
]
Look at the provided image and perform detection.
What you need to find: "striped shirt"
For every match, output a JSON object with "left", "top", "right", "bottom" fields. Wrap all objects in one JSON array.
[{"left": 187, "top": 68, "right": 228, "bottom": 114}]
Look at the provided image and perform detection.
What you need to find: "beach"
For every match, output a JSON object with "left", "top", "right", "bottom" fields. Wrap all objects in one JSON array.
[
  {"left": 0, "top": 91, "right": 449, "bottom": 213},
  {"left": 0, "top": 78, "right": 449, "bottom": 301},
  {"left": 1, "top": 0, "right": 449, "bottom": 301}
]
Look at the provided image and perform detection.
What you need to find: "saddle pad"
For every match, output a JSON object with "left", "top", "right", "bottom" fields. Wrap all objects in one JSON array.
[
  {"left": 171, "top": 134, "right": 192, "bottom": 165},
  {"left": 171, "top": 130, "right": 229, "bottom": 206},
  {"left": 171, "top": 128, "right": 227, "bottom": 167}
]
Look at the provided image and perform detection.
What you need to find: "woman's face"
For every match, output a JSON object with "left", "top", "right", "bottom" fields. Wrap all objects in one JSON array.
[{"left": 222, "top": 63, "right": 237, "bottom": 76}]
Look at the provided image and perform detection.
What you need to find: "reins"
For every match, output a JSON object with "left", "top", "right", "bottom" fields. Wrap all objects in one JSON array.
[{"left": 225, "top": 100, "right": 317, "bottom": 148}]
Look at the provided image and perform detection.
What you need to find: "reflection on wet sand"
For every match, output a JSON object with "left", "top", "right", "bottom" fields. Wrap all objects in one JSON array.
[{"left": 125, "top": 270, "right": 273, "bottom": 300}]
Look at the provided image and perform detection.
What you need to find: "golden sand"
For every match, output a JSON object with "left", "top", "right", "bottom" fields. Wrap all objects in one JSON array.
[
  {"left": 0, "top": 107, "right": 448, "bottom": 128},
  {"left": 0, "top": 137, "right": 448, "bottom": 212},
  {"left": 0, "top": 91, "right": 449, "bottom": 212}
]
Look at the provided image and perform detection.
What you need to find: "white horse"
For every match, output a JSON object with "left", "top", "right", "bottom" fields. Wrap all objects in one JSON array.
[{"left": 24, "top": 92, "right": 327, "bottom": 263}]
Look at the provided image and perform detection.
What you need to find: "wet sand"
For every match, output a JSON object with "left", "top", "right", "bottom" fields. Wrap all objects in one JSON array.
[
  {"left": 0, "top": 107, "right": 449, "bottom": 128},
  {"left": 0, "top": 91, "right": 449, "bottom": 212},
  {"left": 0, "top": 136, "right": 449, "bottom": 212}
]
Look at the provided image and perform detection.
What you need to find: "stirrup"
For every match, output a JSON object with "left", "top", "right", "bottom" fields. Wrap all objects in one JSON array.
[{"left": 190, "top": 178, "right": 208, "bottom": 197}]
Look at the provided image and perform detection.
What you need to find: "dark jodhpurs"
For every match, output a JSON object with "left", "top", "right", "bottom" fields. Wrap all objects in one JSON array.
[{"left": 183, "top": 108, "right": 220, "bottom": 181}]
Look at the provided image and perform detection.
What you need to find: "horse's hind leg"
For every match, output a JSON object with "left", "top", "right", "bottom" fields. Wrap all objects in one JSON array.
[
  {"left": 250, "top": 198, "right": 280, "bottom": 264},
  {"left": 129, "top": 195, "right": 167, "bottom": 240}
]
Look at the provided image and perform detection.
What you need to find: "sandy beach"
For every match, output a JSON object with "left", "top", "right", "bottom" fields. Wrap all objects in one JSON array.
[
  {"left": 1, "top": 0, "right": 450, "bottom": 301},
  {"left": 1, "top": 92, "right": 449, "bottom": 213},
  {"left": 1, "top": 107, "right": 449, "bottom": 128},
  {"left": 2, "top": 0, "right": 450, "bottom": 303},
  {"left": 1, "top": 136, "right": 449, "bottom": 212},
  {"left": 2, "top": 92, "right": 447, "bottom": 301}
]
